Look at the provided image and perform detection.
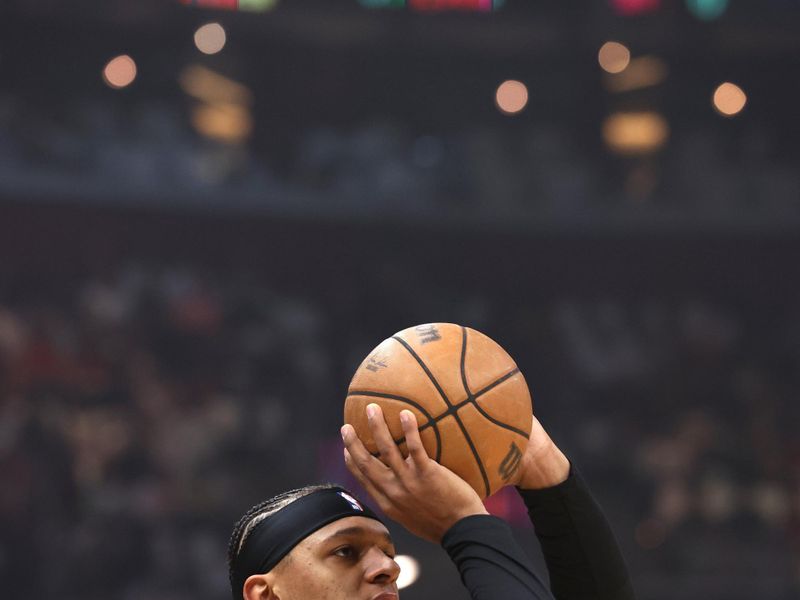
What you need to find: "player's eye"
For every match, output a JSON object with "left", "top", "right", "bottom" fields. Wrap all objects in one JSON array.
[{"left": 333, "top": 545, "right": 356, "bottom": 558}]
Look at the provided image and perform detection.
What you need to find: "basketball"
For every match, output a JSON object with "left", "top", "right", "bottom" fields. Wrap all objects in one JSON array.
[{"left": 344, "top": 323, "right": 532, "bottom": 498}]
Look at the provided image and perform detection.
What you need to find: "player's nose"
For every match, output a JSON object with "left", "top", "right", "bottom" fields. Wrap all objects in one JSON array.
[{"left": 364, "top": 548, "right": 400, "bottom": 585}]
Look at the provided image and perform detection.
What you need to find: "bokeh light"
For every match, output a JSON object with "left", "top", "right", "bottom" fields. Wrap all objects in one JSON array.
[
  {"left": 604, "top": 55, "right": 668, "bottom": 92},
  {"left": 686, "top": 0, "right": 729, "bottom": 21},
  {"left": 598, "top": 41, "right": 631, "bottom": 74},
  {"left": 495, "top": 80, "right": 528, "bottom": 115},
  {"left": 191, "top": 103, "right": 253, "bottom": 143},
  {"left": 395, "top": 555, "right": 420, "bottom": 589},
  {"left": 603, "top": 111, "right": 669, "bottom": 155},
  {"left": 239, "top": 0, "right": 280, "bottom": 10},
  {"left": 179, "top": 64, "right": 254, "bottom": 105},
  {"left": 102, "top": 55, "right": 137, "bottom": 89},
  {"left": 359, "top": 0, "right": 405, "bottom": 7},
  {"left": 712, "top": 82, "right": 747, "bottom": 117},
  {"left": 611, "top": 0, "right": 661, "bottom": 16},
  {"left": 194, "top": 22, "right": 227, "bottom": 55}
]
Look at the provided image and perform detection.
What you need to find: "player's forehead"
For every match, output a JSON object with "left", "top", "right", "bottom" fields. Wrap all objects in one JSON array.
[{"left": 300, "top": 515, "right": 393, "bottom": 549}]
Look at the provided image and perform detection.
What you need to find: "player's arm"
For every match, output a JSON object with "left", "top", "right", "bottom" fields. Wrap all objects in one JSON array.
[
  {"left": 508, "top": 416, "right": 636, "bottom": 600},
  {"left": 342, "top": 404, "right": 555, "bottom": 600}
]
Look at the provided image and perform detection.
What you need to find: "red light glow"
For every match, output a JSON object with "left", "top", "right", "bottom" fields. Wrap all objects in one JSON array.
[
  {"left": 610, "top": 0, "right": 661, "bottom": 16},
  {"left": 410, "top": 0, "right": 495, "bottom": 12},
  {"left": 180, "top": 0, "right": 237, "bottom": 8}
]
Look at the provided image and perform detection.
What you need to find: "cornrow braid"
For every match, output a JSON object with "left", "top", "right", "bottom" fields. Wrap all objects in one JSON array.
[{"left": 227, "top": 483, "right": 338, "bottom": 591}]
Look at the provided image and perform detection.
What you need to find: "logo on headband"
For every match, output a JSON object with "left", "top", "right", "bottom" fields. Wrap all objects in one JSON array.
[{"left": 338, "top": 491, "right": 364, "bottom": 512}]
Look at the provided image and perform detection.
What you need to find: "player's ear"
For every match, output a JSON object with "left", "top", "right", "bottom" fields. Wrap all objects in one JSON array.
[{"left": 243, "top": 573, "right": 280, "bottom": 600}]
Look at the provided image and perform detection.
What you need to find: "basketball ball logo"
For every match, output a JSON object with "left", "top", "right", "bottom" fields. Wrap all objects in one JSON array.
[
  {"left": 365, "top": 353, "right": 388, "bottom": 373},
  {"left": 498, "top": 442, "right": 523, "bottom": 481},
  {"left": 414, "top": 324, "right": 441, "bottom": 344}
]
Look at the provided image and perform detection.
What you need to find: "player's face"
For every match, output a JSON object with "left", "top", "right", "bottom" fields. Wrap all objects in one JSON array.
[{"left": 269, "top": 516, "right": 400, "bottom": 600}]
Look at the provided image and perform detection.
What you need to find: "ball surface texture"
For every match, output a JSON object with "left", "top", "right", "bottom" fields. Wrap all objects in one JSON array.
[{"left": 344, "top": 323, "right": 532, "bottom": 498}]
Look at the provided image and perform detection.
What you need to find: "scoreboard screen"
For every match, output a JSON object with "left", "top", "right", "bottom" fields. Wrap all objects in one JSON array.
[
  {"left": 411, "top": 0, "right": 501, "bottom": 10},
  {"left": 364, "top": 0, "right": 504, "bottom": 10},
  {"left": 179, "top": 0, "right": 505, "bottom": 12},
  {"left": 179, "top": 0, "right": 278, "bottom": 11}
]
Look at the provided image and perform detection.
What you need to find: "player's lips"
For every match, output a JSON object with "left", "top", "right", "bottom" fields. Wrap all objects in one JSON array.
[{"left": 371, "top": 592, "right": 397, "bottom": 600}]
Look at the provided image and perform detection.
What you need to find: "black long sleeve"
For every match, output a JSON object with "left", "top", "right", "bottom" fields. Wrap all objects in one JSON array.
[
  {"left": 518, "top": 467, "right": 635, "bottom": 600},
  {"left": 441, "top": 466, "right": 634, "bottom": 600},
  {"left": 442, "top": 514, "right": 555, "bottom": 600}
]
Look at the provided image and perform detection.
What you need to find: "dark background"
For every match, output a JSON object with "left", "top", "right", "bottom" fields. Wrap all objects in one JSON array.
[{"left": 0, "top": 1, "right": 799, "bottom": 599}]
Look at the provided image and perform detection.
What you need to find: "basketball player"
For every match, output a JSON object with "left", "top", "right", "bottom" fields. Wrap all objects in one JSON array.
[{"left": 228, "top": 405, "right": 634, "bottom": 600}]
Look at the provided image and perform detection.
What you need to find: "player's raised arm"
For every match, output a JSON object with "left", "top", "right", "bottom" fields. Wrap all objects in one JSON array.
[{"left": 510, "top": 415, "right": 636, "bottom": 600}]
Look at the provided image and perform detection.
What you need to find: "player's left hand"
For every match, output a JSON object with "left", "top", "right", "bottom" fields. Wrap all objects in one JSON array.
[
  {"left": 341, "top": 404, "right": 488, "bottom": 543},
  {"left": 510, "top": 413, "right": 571, "bottom": 490}
]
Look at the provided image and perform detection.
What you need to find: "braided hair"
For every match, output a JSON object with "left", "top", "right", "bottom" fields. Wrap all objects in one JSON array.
[{"left": 227, "top": 483, "right": 338, "bottom": 589}]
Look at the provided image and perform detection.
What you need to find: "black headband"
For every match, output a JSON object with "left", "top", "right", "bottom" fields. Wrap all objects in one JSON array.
[{"left": 230, "top": 487, "right": 383, "bottom": 600}]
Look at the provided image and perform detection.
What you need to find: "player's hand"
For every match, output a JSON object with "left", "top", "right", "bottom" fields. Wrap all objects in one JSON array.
[
  {"left": 512, "top": 413, "right": 571, "bottom": 490},
  {"left": 341, "top": 404, "right": 488, "bottom": 543}
]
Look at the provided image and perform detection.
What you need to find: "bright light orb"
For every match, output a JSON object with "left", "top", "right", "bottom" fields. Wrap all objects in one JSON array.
[
  {"left": 103, "top": 55, "right": 137, "bottom": 89},
  {"left": 395, "top": 555, "right": 420, "bottom": 590},
  {"left": 603, "top": 111, "right": 669, "bottom": 155},
  {"left": 194, "top": 22, "right": 227, "bottom": 55},
  {"left": 712, "top": 82, "right": 747, "bottom": 117},
  {"left": 598, "top": 41, "right": 631, "bottom": 74},
  {"left": 495, "top": 80, "right": 529, "bottom": 115}
]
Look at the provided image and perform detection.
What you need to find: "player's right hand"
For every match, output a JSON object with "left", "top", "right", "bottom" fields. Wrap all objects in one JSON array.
[{"left": 341, "top": 404, "right": 488, "bottom": 543}]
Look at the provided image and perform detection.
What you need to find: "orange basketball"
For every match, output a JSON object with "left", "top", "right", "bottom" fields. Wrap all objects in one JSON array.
[{"left": 344, "top": 323, "right": 532, "bottom": 498}]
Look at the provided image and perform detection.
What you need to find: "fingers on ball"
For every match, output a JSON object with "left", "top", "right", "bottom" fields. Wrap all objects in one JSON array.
[
  {"left": 366, "top": 404, "right": 405, "bottom": 467},
  {"left": 342, "top": 425, "right": 379, "bottom": 471},
  {"left": 400, "top": 410, "right": 429, "bottom": 466}
]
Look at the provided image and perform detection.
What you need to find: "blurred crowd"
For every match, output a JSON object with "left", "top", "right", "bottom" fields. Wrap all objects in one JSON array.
[
  {"left": 1, "top": 90, "right": 798, "bottom": 220},
  {"left": 0, "top": 255, "right": 798, "bottom": 599}
]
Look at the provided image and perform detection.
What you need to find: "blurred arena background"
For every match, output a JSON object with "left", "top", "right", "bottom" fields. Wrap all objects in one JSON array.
[{"left": 1, "top": 1, "right": 799, "bottom": 598}]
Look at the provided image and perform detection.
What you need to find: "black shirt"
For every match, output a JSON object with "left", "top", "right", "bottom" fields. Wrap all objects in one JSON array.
[{"left": 442, "top": 467, "right": 635, "bottom": 600}]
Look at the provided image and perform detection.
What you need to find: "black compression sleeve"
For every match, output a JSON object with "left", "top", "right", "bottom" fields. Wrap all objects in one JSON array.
[
  {"left": 441, "top": 514, "right": 555, "bottom": 600},
  {"left": 518, "top": 467, "right": 635, "bottom": 600}
]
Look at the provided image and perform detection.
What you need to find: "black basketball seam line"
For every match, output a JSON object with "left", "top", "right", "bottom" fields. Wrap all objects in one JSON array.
[
  {"left": 350, "top": 368, "right": 523, "bottom": 447},
  {"left": 441, "top": 368, "right": 522, "bottom": 415},
  {"left": 454, "top": 410, "right": 491, "bottom": 497},
  {"left": 347, "top": 390, "right": 466, "bottom": 456},
  {"left": 349, "top": 375, "right": 524, "bottom": 450},
  {"left": 466, "top": 363, "right": 529, "bottom": 438},
  {"left": 393, "top": 332, "right": 490, "bottom": 497},
  {"left": 347, "top": 389, "right": 439, "bottom": 435},
  {"left": 451, "top": 367, "right": 529, "bottom": 437},
  {"left": 470, "top": 402, "right": 530, "bottom": 439},
  {"left": 389, "top": 332, "right": 520, "bottom": 412},
  {"left": 391, "top": 336, "right": 454, "bottom": 407},
  {"left": 459, "top": 325, "right": 472, "bottom": 397},
  {"left": 457, "top": 326, "right": 491, "bottom": 498},
  {"left": 473, "top": 367, "right": 521, "bottom": 399},
  {"left": 346, "top": 390, "right": 442, "bottom": 462}
]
